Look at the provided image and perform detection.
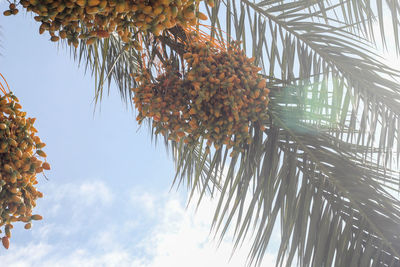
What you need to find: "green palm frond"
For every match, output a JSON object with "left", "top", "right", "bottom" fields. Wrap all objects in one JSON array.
[
  {"left": 71, "top": 34, "right": 141, "bottom": 106},
  {"left": 171, "top": 82, "right": 400, "bottom": 266},
  {"left": 217, "top": 0, "right": 400, "bottom": 173}
]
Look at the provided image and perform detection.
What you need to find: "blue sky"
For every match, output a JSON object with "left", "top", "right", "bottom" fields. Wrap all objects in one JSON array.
[{"left": 0, "top": 5, "right": 280, "bottom": 267}]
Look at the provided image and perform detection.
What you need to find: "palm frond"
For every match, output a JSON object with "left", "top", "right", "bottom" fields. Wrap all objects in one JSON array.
[
  {"left": 70, "top": 34, "right": 141, "bottom": 106},
  {"left": 206, "top": 0, "right": 400, "bottom": 182},
  {"left": 172, "top": 84, "right": 400, "bottom": 266}
]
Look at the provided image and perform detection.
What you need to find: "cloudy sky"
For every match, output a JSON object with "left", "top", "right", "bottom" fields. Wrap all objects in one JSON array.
[{"left": 0, "top": 3, "right": 399, "bottom": 267}]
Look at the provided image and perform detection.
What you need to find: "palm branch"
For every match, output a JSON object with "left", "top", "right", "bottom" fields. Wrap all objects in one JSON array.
[{"left": 72, "top": 0, "right": 400, "bottom": 266}]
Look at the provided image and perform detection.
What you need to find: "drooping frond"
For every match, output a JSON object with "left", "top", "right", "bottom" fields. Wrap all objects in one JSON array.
[
  {"left": 71, "top": 34, "right": 141, "bottom": 105},
  {"left": 173, "top": 84, "right": 400, "bottom": 266},
  {"left": 209, "top": 0, "right": 400, "bottom": 176}
]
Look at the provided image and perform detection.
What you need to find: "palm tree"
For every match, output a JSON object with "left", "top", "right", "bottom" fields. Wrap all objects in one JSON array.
[{"left": 72, "top": 0, "right": 400, "bottom": 266}]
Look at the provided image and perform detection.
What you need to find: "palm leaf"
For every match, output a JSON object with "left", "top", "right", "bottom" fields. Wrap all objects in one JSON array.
[
  {"left": 71, "top": 34, "right": 141, "bottom": 106},
  {"left": 173, "top": 84, "right": 400, "bottom": 266},
  {"left": 216, "top": 0, "right": 400, "bottom": 175}
]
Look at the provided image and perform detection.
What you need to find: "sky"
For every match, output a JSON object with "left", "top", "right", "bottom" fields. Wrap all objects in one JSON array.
[
  {"left": 1, "top": 2, "right": 400, "bottom": 267},
  {"left": 0, "top": 5, "right": 280, "bottom": 267}
]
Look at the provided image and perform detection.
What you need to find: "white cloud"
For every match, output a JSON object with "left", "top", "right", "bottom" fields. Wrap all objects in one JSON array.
[
  {"left": 0, "top": 242, "right": 55, "bottom": 267},
  {"left": 42, "top": 180, "right": 113, "bottom": 204},
  {"left": 130, "top": 191, "right": 278, "bottom": 267},
  {"left": 0, "top": 188, "right": 278, "bottom": 267},
  {"left": 21, "top": 180, "right": 116, "bottom": 243},
  {"left": 0, "top": 243, "right": 135, "bottom": 267},
  {"left": 130, "top": 189, "right": 157, "bottom": 217},
  {"left": 78, "top": 181, "right": 114, "bottom": 205},
  {"left": 38, "top": 180, "right": 114, "bottom": 219}
]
